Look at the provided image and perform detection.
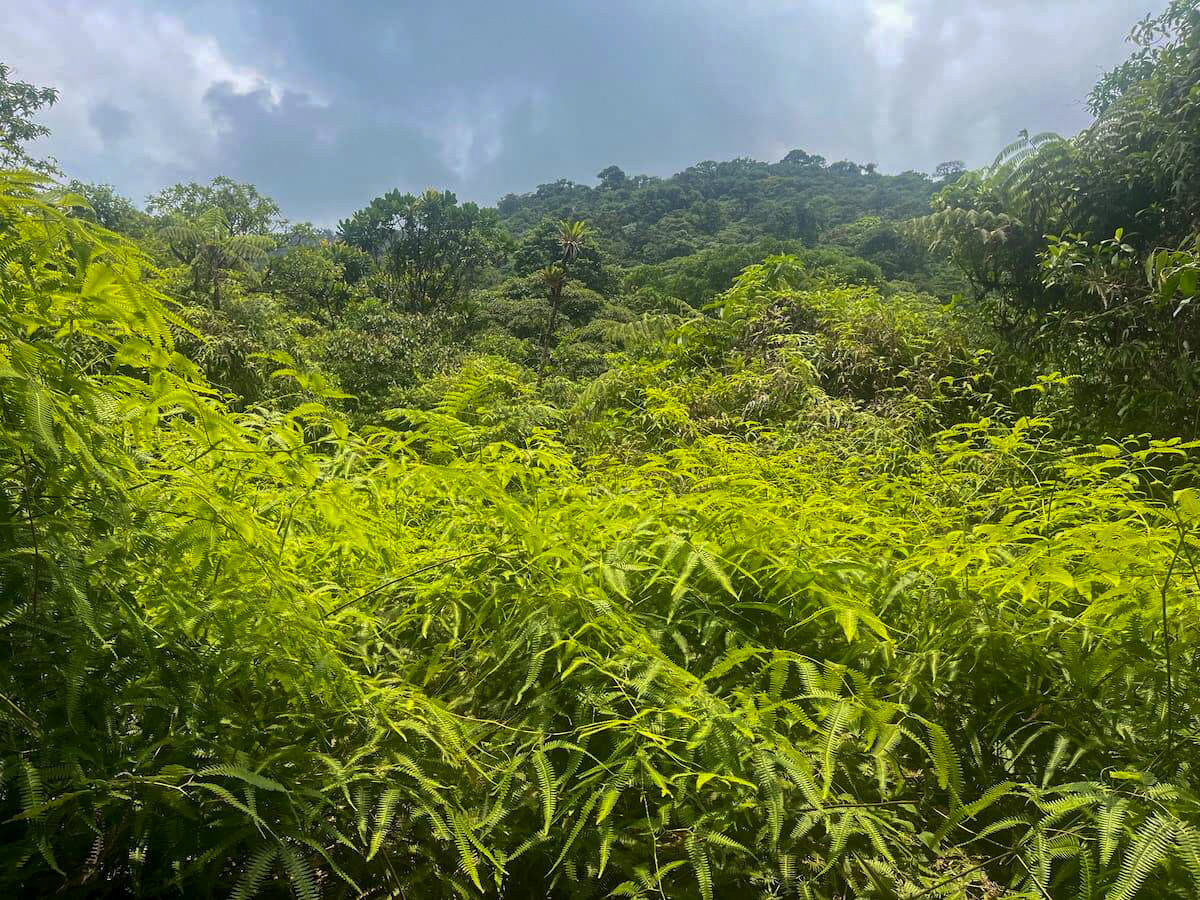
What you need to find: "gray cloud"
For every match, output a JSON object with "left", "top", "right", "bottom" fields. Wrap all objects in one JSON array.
[
  {"left": 1, "top": 0, "right": 1167, "bottom": 224},
  {"left": 87, "top": 101, "right": 134, "bottom": 145},
  {"left": 201, "top": 80, "right": 457, "bottom": 225}
]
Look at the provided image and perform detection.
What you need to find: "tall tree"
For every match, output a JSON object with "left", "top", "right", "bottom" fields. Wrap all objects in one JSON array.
[
  {"left": 780, "top": 149, "right": 826, "bottom": 168},
  {"left": 596, "top": 165, "right": 628, "bottom": 190},
  {"left": 0, "top": 62, "right": 59, "bottom": 175},
  {"left": 338, "top": 188, "right": 503, "bottom": 311},
  {"left": 934, "top": 161, "right": 966, "bottom": 182},
  {"left": 512, "top": 218, "right": 610, "bottom": 293},
  {"left": 147, "top": 176, "right": 284, "bottom": 236},
  {"left": 536, "top": 219, "right": 587, "bottom": 383},
  {"left": 263, "top": 243, "right": 353, "bottom": 325}
]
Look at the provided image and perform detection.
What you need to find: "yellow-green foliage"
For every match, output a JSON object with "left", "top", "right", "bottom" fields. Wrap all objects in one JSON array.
[
  {"left": 1, "top": 173, "right": 1199, "bottom": 898},
  {"left": 576, "top": 257, "right": 986, "bottom": 452}
]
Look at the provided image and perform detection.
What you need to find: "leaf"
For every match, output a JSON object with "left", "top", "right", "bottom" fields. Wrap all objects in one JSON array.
[
  {"left": 821, "top": 702, "right": 851, "bottom": 797},
  {"left": 197, "top": 765, "right": 286, "bottom": 793},
  {"left": 1175, "top": 488, "right": 1200, "bottom": 524},
  {"left": 278, "top": 844, "right": 319, "bottom": 900},
  {"left": 82, "top": 262, "right": 117, "bottom": 297},
  {"left": 686, "top": 832, "right": 714, "bottom": 900},
  {"left": 1098, "top": 798, "right": 1128, "bottom": 868},
  {"left": 697, "top": 546, "right": 737, "bottom": 598},
  {"left": 597, "top": 787, "right": 621, "bottom": 824},
  {"left": 602, "top": 560, "right": 630, "bottom": 599},
  {"left": 450, "top": 813, "right": 484, "bottom": 890},
  {"left": 702, "top": 646, "right": 761, "bottom": 682},
  {"left": 671, "top": 549, "right": 701, "bottom": 601},
  {"left": 532, "top": 750, "right": 556, "bottom": 833},
  {"left": 1110, "top": 815, "right": 1175, "bottom": 900},
  {"left": 23, "top": 381, "right": 59, "bottom": 458},
  {"left": 368, "top": 788, "right": 404, "bottom": 860},
  {"left": 917, "top": 716, "right": 962, "bottom": 802},
  {"left": 230, "top": 845, "right": 277, "bottom": 900},
  {"left": 1177, "top": 822, "right": 1200, "bottom": 895}
]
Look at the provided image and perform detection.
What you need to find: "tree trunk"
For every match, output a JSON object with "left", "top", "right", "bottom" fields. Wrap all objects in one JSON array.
[{"left": 537, "top": 284, "right": 562, "bottom": 386}]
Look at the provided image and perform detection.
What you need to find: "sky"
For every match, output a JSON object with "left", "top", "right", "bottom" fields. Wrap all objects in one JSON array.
[{"left": 2, "top": 0, "right": 1167, "bottom": 225}]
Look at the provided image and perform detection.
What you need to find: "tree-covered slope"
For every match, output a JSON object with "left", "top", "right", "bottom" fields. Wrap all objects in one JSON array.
[
  {"left": 1, "top": 184, "right": 1199, "bottom": 897},
  {"left": 1, "top": 2, "right": 1200, "bottom": 897},
  {"left": 495, "top": 154, "right": 948, "bottom": 267}
]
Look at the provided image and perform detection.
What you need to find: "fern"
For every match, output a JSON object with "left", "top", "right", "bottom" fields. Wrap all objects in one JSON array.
[
  {"left": 1176, "top": 821, "right": 1200, "bottom": 896},
  {"left": 821, "top": 701, "right": 851, "bottom": 798},
  {"left": 3, "top": 164, "right": 1200, "bottom": 899},
  {"left": 917, "top": 716, "right": 963, "bottom": 803},
  {"left": 197, "top": 765, "right": 286, "bottom": 793},
  {"left": 1097, "top": 797, "right": 1129, "bottom": 869},
  {"left": 1109, "top": 814, "right": 1175, "bottom": 900},
  {"left": 230, "top": 844, "right": 277, "bottom": 900},
  {"left": 532, "top": 749, "right": 557, "bottom": 834},
  {"left": 368, "top": 788, "right": 404, "bottom": 860},
  {"left": 686, "top": 832, "right": 714, "bottom": 900},
  {"left": 277, "top": 843, "right": 319, "bottom": 900}
]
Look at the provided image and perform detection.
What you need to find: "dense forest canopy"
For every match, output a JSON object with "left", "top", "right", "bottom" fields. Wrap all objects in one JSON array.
[{"left": 1, "top": 2, "right": 1200, "bottom": 898}]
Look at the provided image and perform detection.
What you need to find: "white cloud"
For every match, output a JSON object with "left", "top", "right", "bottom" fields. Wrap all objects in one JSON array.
[
  {"left": 0, "top": 1, "right": 296, "bottom": 192},
  {"left": 869, "top": 0, "right": 916, "bottom": 67},
  {"left": 420, "top": 84, "right": 548, "bottom": 181}
]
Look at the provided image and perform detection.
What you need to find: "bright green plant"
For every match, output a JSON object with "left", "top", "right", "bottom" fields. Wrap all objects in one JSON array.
[{"left": 2, "top": 166, "right": 1200, "bottom": 900}]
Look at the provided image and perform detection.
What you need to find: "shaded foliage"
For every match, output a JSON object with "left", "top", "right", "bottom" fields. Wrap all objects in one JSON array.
[
  {"left": 338, "top": 188, "right": 504, "bottom": 312},
  {"left": 0, "top": 63, "right": 58, "bottom": 175}
]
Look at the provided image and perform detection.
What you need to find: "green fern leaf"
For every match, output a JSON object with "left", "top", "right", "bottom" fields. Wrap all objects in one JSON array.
[
  {"left": 368, "top": 787, "right": 404, "bottom": 860},
  {"left": 230, "top": 844, "right": 277, "bottom": 900},
  {"left": 1097, "top": 797, "right": 1129, "bottom": 869},
  {"left": 197, "top": 765, "right": 285, "bottom": 792},
  {"left": 686, "top": 832, "right": 714, "bottom": 900},
  {"left": 1110, "top": 814, "right": 1175, "bottom": 900},
  {"left": 277, "top": 843, "right": 319, "bottom": 900},
  {"left": 533, "top": 750, "right": 557, "bottom": 833}
]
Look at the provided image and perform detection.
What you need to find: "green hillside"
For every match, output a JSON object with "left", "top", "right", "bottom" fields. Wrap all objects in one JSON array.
[{"left": 0, "top": 3, "right": 1199, "bottom": 897}]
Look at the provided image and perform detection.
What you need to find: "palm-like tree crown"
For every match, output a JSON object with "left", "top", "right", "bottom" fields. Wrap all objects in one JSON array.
[
  {"left": 557, "top": 220, "right": 587, "bottom": 265},
  {"left": 159, "top": 207, "right": 273, "bottom": 273}
]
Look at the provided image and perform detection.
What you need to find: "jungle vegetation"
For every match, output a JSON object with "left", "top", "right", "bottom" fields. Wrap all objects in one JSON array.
[{"left": 1, "top": 3, "right": 1200, "bottom": 897}]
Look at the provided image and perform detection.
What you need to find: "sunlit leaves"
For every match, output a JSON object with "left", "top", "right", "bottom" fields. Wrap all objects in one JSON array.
[{"left": 2, "top": 170, "right": 1200, "bottom": 899}]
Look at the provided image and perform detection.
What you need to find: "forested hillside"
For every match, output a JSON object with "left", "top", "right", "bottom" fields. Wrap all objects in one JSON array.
[{"left": 1, "top": 3, "right": 1199, "bottom": 898}]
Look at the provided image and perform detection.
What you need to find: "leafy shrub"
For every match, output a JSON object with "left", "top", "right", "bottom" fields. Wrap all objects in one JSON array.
[
  {"left": 2, "top": 173, "right": 1200, "bottom": 900},
  {"left": 317, "top": 299, "right": 467, "bottom": 415}
]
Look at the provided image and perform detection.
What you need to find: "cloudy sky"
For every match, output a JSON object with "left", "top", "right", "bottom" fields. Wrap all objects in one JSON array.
[{"left": 3, "top": 0, "right": 1165, "bottom": 224}]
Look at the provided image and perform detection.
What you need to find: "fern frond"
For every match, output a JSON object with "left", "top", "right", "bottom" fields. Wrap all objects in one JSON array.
[
  {"left": 1097, "top": 797, "right": 1129, "bottom": 869},
  {"left": 685, "top": 832, "right": 714, "bottom": 900},
  {"left": 277, "top": 843, "right": 319, "bottom": 900},
  {"left": 230, "top": 844, "right": 277, "bottom": 900},
  {"left": 1109, "top": 814, "right": 1175, "bottom": 900},
  {"left": 533, "top": 749, "right": 557, "bottom": 833}
]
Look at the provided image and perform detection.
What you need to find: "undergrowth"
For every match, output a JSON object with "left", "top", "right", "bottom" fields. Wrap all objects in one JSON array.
[{"left": 1, "top": 174, "right": 1199, "bottom": 898}]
